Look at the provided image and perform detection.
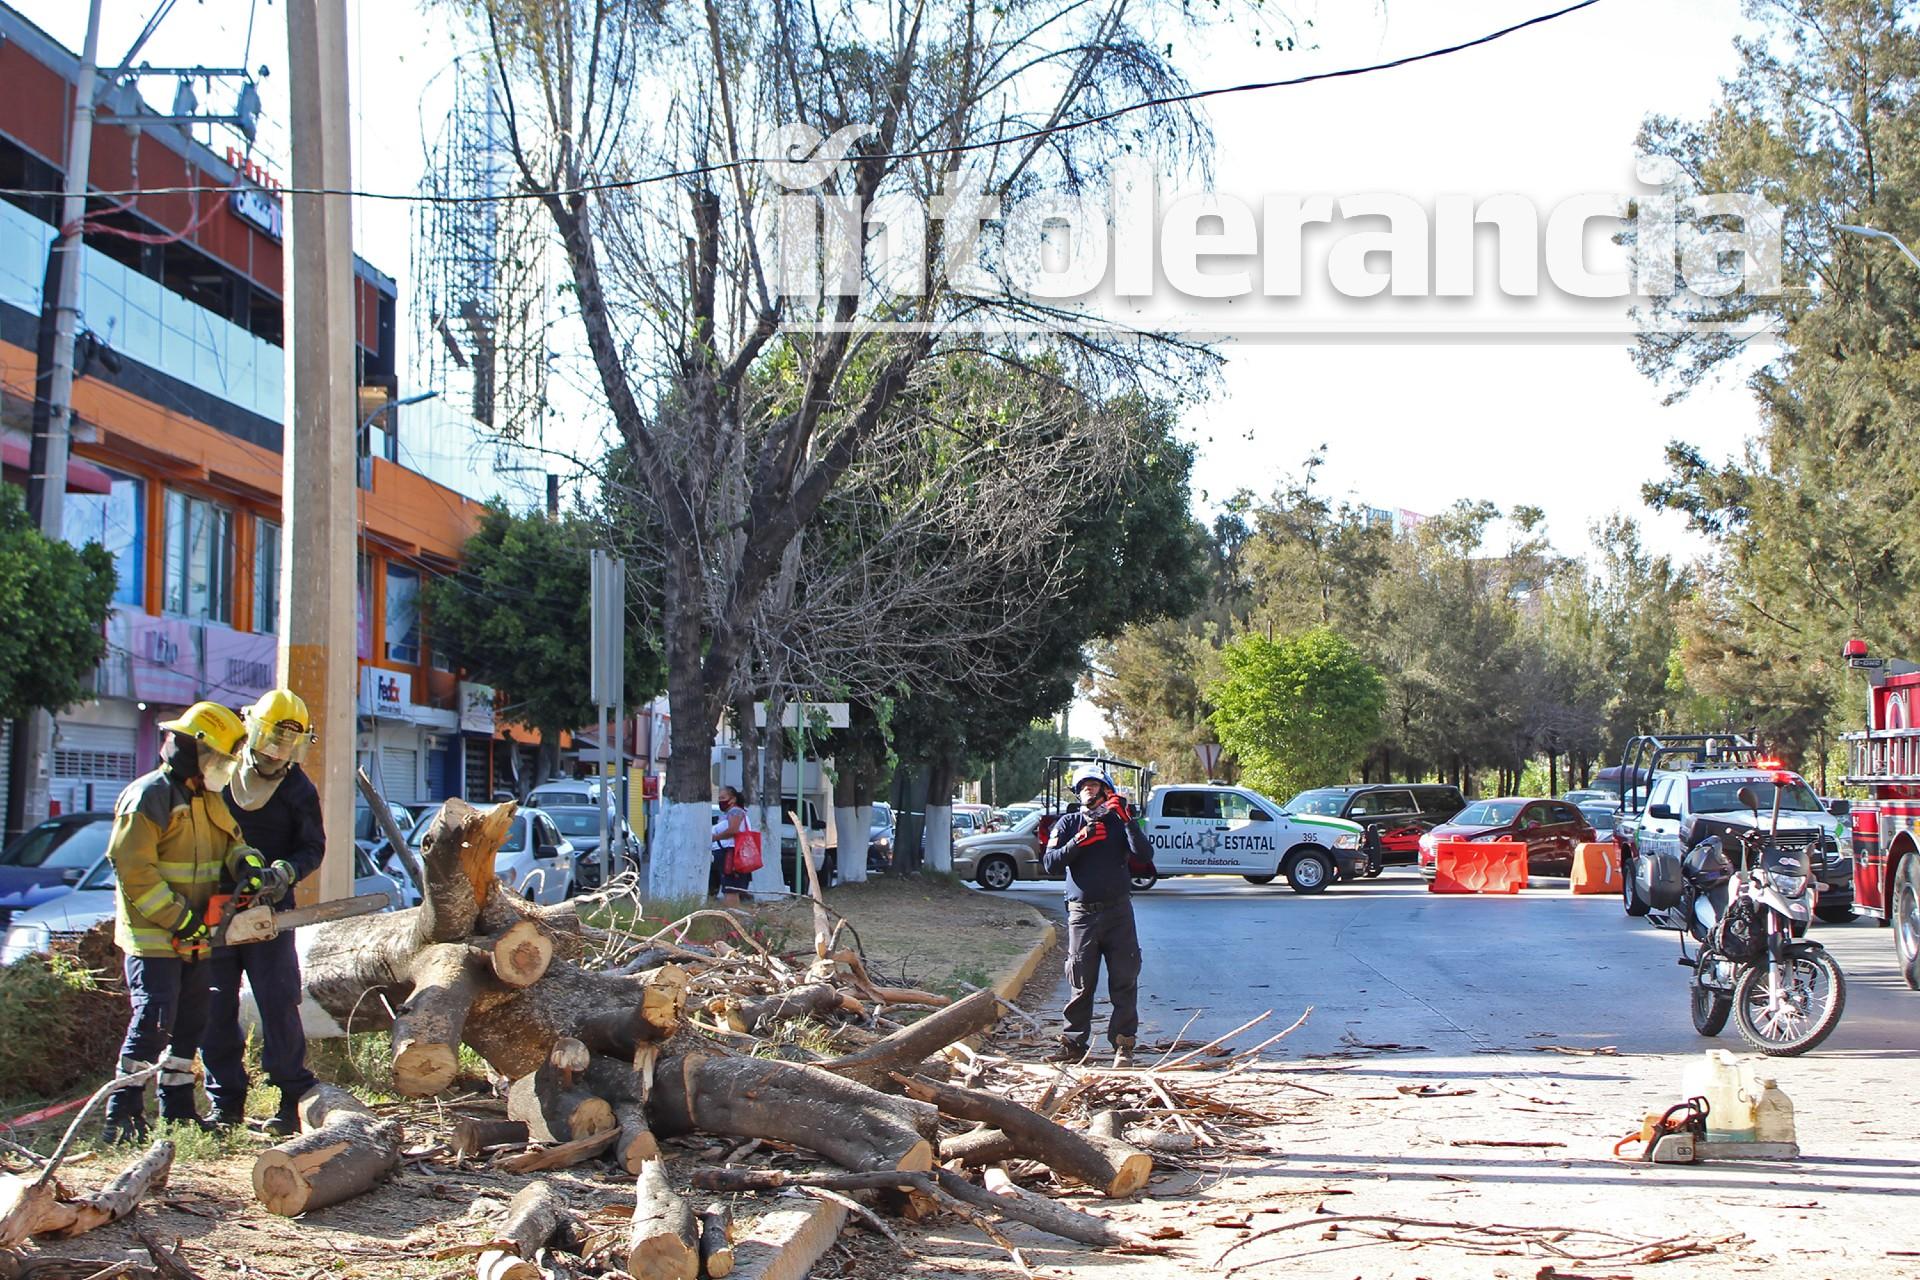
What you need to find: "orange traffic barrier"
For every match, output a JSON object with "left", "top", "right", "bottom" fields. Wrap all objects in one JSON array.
[
  {"left": 1430, "top": 840, "right": 1528, "bottom": 894},
  {"left": 1571, "top": 842, "right": 1622, "bottom": 894}
]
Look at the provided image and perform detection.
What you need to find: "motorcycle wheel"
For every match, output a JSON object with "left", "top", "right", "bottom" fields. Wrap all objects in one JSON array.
[
  {"left": 1689, "top": 952, "right": 1730, "bottom": 1038},
  {"left": 1732, "top": 946, "right": 1846, "bottom": 1056}
]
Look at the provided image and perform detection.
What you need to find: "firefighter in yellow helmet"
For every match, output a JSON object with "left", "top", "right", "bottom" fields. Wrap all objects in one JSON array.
[
  {"left": 102, "top": 702, "right": 267, "bottom": 1143},
  {"left": 196, "top": 688, "right": 324, "bottom": 1133}
]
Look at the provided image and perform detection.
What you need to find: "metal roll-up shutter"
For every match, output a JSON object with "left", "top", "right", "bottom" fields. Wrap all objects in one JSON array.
[
  {"left": 380, "top": 745, "right": 420, "bottom": 804},
  {"left": 463, "top": 738, "right": 492, "bottom": 803},
  {"left": 0, "top": 719, "right": 12, "bottom": 828},
  {"left": 53, "top": 722, "right": 138, "bottom": 814}
]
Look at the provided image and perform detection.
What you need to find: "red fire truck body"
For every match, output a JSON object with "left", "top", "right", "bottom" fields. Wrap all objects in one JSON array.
[{"left": 1842, "top": 655, "right": 1920, "bottom": 988}]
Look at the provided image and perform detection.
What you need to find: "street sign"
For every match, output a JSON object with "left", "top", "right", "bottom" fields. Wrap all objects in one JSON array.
[
  {"left": 753, "top": 701, "right": 851, "bottom": 730},
  {"left": 1195, "top": 742, "right": 1224, "bottom": 774}
]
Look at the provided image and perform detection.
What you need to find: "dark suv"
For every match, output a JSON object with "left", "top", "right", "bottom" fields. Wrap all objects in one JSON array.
[{"left": 1284, "top": 784, "right": 1467, "bottom": 865}]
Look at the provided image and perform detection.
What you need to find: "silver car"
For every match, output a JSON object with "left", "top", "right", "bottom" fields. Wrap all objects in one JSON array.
[{"left": 952, "top": 810, "right": 1051, "bottom": 891}]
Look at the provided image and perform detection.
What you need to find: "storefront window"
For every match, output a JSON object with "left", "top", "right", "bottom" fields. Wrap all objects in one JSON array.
[
  {"left": 254, "top": 518, "right": 281, "bottom": 634},
  {"left": 61, "top": 469, "right": 144, "bottom": 607},
  {"left": 385, "top": 563, "right": 421, "bottom": 664},
  {"left": 162, "top": 490, "right": 233, "bottom": 622}
]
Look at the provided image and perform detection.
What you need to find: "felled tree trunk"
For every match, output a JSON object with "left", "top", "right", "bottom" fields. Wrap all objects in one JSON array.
[
  {"left": 253, "top": 1086, "right": 402, "bottom": 1217},
  {"left": 650, "top": 1054, "right": 937, "bottom": 1172},
  {"left": 822, "top": 987, "right": 1002, "bottom": 1088},
  {"left": 894, "top": 1075, "right": 1152, "bottom": 1197}
]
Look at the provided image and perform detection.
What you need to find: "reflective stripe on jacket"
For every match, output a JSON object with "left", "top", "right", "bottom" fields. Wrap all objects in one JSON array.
[{"left": 108, "top": 768, "right": 256, "bottom": 956}]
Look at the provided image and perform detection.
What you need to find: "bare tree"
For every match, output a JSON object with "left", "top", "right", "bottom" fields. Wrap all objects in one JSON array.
[{"left": 448, "top": 0, "right": 1229, "bottom": 895}]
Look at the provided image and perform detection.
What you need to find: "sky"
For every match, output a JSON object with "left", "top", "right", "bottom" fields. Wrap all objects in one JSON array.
[{"left": 18, "top": 0, "right": 1772, "bottom": 748}]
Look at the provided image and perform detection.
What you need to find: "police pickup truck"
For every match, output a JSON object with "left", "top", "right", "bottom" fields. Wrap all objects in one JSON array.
[{"left": 955, "top": 782, "right": 1367, "bottom": 893}]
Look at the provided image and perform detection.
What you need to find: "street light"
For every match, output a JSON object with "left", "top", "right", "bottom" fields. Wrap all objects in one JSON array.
[
  {"left": 1835, "top": 222, "right": 1920, "bottom": 274},
  {"left": 358, "top": 390, "right": 439, "bottom": 484}
]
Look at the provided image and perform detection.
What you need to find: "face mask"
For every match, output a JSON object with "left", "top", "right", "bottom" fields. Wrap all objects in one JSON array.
[
  {"left": 200, "top": 746, "right": 239, "bottom": 792},
  {"left": 718, "top": 796, "right": 735, "bottom": 811},
  {"left": 228, "top": 746, "right": 287, "bottom": 811}
]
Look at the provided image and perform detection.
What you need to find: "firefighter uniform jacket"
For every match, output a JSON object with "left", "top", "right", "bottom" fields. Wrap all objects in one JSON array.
[{"left": 107, "top": 768, "right": 258, "bottom": 957}]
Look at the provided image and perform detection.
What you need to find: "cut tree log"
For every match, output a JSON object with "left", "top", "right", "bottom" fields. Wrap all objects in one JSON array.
[
  {"left": 821, "top": 988, "right": 1003, "bottom": 1089},
  {"left": 699, "top": 1203, "right": 734, "bottom": 1279},
  {"left": 0, "top": 1141, "right": 173, "bottom": 1247},
  {"left": 894, "top": 1075, "right": 1151, "bottom": 1197},
  {"left": 495, "top": 1128, "right": 618, "bottom": 1174},
  {"left": 471, "top": 920, "right": 553, "bottom": 989},
  {"left": 44, "top": 1139, "right": 174, "bottom": 1238},
  {"left": 685, "top": 1167, "right": 1153, "bottom": 1249},
  {"left": 452, "top": 1118, "right": 530, "bottom": 1158},
  {"left": 628, "top": 1159, "right": 698, "bottom": 1280},
  {"left": 391, "top": 942, "right": 480, "bottom": 1096},
  {"left": 252, "top": 1086, "right": 402, "bottom": 1217},
  {"left": 650, "top": 1053, "right": 936, "bottom": 1172},
  {"left": 576, "top": 999, "right": 675, "bottom": 1059},
  {"left": 728, "top": 983, "right": 844, "bottom": 1034},
  {"left": 939, "top": 1126, "right": 1156, "bottom": 1172},
  {"left": 508, "top": 1069, "right": 614, "bottom": 1146},
  {"left": 475, "top": 1180, "right": 578, "bottom": 1280}
]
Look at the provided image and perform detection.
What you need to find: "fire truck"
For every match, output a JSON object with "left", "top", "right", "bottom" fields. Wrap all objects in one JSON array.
[{"left": 1840, "top": 638, "right": 1920, "bottom": 989}]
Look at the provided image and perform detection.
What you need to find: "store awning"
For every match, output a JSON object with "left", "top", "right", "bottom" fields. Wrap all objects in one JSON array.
[{"left": 1, "top": 438, "right": 113, "bottom": 494}]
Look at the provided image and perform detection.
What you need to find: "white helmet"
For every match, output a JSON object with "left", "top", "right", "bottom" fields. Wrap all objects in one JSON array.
[{"left": 1069, "top": 765, "right": 1114, "bottom": 793}]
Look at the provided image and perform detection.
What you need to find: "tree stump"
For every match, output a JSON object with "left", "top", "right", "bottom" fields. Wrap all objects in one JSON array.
[{"left": 252, "top": 1086, "right": 402, "bottom": 1217}]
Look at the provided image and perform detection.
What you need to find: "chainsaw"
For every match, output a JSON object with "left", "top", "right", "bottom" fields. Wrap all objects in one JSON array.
[{"left": 205, "top": 890, "right": 390, "bottom": 947}]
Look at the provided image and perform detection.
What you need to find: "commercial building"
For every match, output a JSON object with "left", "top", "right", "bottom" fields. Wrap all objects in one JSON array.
[{"left": 0, "top": 4, "right": 539, "bottom": 835}]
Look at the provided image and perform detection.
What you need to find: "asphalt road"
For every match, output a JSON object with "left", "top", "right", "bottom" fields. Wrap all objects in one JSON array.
[
  {"left": 996, "top": 868, "right": 1920, "bottom": 1066},
  {"left": 974, "top": 868, "right": 1920, "bottom": 1275}
]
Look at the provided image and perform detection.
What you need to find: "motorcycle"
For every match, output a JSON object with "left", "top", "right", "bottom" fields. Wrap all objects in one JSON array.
[{"left": 1662, "top": 783, "right": 1847, "bottom": 1056}]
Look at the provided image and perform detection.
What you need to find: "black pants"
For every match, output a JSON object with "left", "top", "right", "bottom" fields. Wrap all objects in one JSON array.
[
  {"left": 110, "top": 952, "right": 211, "bottom": 1120},
  {"left": 1061, "top": 898, "right": 1141, "bottom": 1048},
  {"left": 710, "top": 846, "right": 751, "bottom": 896},
  {"left": 198, "top": 931, "right": 317, "bottom": 1119}
]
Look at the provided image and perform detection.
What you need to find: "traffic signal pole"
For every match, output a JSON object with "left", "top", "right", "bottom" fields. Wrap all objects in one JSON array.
[{"left": 280, "top": 0, "right": 358, "bottom": 903}]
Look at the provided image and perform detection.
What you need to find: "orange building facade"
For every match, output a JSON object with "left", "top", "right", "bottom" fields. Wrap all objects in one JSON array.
[{"left": 0, "top": 5, "right": 524, "bottom": 833}]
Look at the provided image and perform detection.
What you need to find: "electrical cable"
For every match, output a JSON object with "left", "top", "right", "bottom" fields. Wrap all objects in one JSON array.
[{"left": 0, "top": 0, "right": 1608, "bottom": 205}]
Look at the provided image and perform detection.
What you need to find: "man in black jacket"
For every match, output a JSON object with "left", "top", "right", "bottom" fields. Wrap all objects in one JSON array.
[
  {"left": 1040, "top": 767, "right": 1142, "bottom": 1067},
  {"left": 199, "top": 689, "right": 324, "bottom": 1133}
]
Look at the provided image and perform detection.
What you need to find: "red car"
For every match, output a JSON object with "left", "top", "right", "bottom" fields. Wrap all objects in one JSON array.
[{"left": 1416, "top": 797, "right": 1596, "bottom": 878}]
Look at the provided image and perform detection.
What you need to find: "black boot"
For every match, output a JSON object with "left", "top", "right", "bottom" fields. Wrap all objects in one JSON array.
[
  {"left": 260, "top": 1095, "right": 303, "bottom": 1139},
  {"left": 157, "top": 1083, "right": 204, "bottom": 1126},
  {"left": 101, "top": 1092, "right": 150, "bottom": 1146}
]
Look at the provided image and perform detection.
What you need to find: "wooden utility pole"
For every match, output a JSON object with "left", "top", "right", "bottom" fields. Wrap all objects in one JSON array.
[
  {"left": 280, "top": 0, "right": 358, "bottom": 902},
  {"left": 7, "top": 0, "right": 103, "bottom": 843}
]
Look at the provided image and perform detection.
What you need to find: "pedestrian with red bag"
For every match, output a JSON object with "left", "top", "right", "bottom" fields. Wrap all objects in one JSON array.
[{"left": 710, "top": 785, "right": 758, "bottom": 903}]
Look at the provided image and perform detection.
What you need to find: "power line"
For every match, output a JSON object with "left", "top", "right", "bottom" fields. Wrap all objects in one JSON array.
[{"left": 0, "top": 0, "right": 1607, "bottom": 205}]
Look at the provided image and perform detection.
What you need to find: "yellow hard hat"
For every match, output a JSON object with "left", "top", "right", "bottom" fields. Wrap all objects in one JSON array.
[
  {"left": 245, "top": 688, "right": 314, "bottom": 762},
  {"left": 158, "top": 702, "right": 247, "bottom": 755}
]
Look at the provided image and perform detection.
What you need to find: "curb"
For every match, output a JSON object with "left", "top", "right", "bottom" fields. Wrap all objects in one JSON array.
[
  {"left": 736, "top": 911, "right": 1058, "bottom": 1280},
  {"left": 993, "top": 919, "right": 1058, "bottom": 1002},
  {"left": 730, "top": 1198, "right": 850, "bottom": 1280}
]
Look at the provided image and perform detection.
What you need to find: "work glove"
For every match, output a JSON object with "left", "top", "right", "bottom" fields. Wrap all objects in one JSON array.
[
  {"left": 171, "top": 907, "right": 210, "bottom": 946},
  {"left": 233, "top": 850, "right": 267, "bottom": 896},
  {"left": 260, "top": 860, "right": 297, "bottom": 904}
]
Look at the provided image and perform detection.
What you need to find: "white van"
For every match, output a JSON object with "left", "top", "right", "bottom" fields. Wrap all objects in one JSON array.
[{"left": 1142, "top": 784, "right": 1367, "bottom": 893}]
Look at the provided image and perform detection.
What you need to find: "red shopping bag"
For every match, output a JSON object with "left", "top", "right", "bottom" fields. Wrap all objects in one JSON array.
[{"left": 727, "top": 829, "right": 764, "bottom": 874}]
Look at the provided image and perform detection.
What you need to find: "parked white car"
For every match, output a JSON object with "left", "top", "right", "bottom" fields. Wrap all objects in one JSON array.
[
  {"left": 0, "top": 848, "right": 411, "bottom": 965},
  {"left": 405, "top": 802, "right": 577, "bottom": 904}
]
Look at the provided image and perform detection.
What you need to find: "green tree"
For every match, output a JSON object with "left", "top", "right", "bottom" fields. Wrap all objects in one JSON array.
[
  {"left": 422, "top": 506, "right": 662, "bottom": 786},
  {"left": 1634, "top": 0, "right": 1920, "bottom": 757},
  {"left": 1208, "top": 628, "right": 1385, "bottom": 799},
  {"left": 0, "top": 485, "right": 114, "bottom": 721}
]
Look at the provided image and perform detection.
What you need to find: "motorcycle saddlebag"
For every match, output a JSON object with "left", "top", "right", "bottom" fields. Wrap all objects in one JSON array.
[{"left": 1645, "top": 850, "right": 1685, "bottom": 910}]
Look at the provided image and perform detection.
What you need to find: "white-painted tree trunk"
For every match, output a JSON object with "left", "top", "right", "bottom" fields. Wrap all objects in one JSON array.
[
  {"left": 833, "top": 805, "right": 865, "bottom": 883},
  {"left": 649, "top": 797, "right": 714, "bottom": 901},
  {"left": 748, "top": 802, "right": 786, "bottom": 897},
  {"left": 923, "top": 803, "right": 954, "bottom": 872}
]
